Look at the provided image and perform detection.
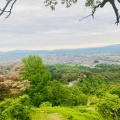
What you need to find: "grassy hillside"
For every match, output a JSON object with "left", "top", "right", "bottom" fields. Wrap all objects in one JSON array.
[{"left": 31, "top": 106, "right": 103, "bottom": 120}]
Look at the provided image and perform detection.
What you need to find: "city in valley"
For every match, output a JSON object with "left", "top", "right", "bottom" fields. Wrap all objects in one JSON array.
[{"left": 0, "top": 44, "right": 120, "bottom": 67}]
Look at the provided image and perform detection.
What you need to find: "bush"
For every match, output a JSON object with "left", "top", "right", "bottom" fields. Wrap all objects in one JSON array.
[
  {"left": 97, "top": 93, "right": 120, "bottom": 119},
  {"left": 40, "top": 102, "right": 52, "bottom": 107},
  {"left": 109, "top": 86, "right": 120, "bottom": 98},
  {"left": 0, "top": 95, "right": 31, "bottom": 120},
  {"left": 10, "top": 103, "right": 31, "bottom": 120}
]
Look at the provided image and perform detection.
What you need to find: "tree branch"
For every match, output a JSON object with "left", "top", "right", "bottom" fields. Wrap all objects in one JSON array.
[
  {"left": 79, "top": 3, "right": 101, "bottom": 21},
  {"left": 79, "top": 14, "right": 93, "bottom": 21},
  {"left": 80, "top": 0, "right": 120, "bottom": 25},
  {"left": 0, "top": 0, "right": 119, "bottom": 25},
  {"left": 0, "top": 0, "right": 17, "bottom": 19},
  {"left": 5, "top": 0, "right": 17, "bottom": 19},
  {"left": 0, "top": 0, "right": 12, "bottom": 16}
]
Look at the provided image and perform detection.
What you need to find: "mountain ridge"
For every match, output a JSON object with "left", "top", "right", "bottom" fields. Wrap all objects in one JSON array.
[{"left": 0, "top": 44, "right": 120, "bottom": 55}]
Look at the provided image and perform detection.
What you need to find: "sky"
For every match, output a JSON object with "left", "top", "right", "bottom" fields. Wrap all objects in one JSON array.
[{"left": 0, "top": 0, "right": 120, "bottom": 51}]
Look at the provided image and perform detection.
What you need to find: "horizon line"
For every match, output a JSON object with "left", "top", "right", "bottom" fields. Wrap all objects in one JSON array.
[{"left": 0, "top": 43, "right": 120, "bottom": 52}]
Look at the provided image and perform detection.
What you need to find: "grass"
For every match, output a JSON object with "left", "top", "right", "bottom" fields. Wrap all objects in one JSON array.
[
  {"left": 31, "top": 106, "right": 104, "bottom": 120},
  {"left": 31, "top": 111, "right": 65, "bottom": 120}
]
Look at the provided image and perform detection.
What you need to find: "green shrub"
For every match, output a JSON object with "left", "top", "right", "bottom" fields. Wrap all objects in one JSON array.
[
  {"left": 0, "top": 95, "right": 31, "bottom": 120},
  {"left": 40, "top": 102, "right": 52, "bottom": 107},
  {"left": 10, "top": 103, "right": 31, "bottom": 120},
  {"left": 109, "top": 86, "right": 120, "bottom": 97},
  {"left": 97, "top": 93, "right": 120, "bottom": 120}
]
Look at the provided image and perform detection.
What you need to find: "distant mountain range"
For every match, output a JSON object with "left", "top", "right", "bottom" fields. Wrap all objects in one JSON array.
[
  {"left": 0, "top": 44, "right": 120, "bottom": 56},
  {"left": 0, "top": 44, "right": 120, "bottom": 66}
]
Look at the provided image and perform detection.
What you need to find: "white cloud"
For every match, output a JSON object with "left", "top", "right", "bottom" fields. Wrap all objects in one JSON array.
[{"left": 0, "top": 0, "right": 120, "bottom": 51}]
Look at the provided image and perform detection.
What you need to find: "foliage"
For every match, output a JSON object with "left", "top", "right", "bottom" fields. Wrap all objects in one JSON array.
[
  {"left": 21, "top": 55, "right": 51, "bottom": 107},
  {"left": 85, "top": 0, "right": 95, "bottom": 7},
  {"left": 44, "top": 0, "right": 99, "bottom": 9},
  {"left": 0, "top": 83, "right": 10, "bottom": 101},
  {"left": 44, "top": 0, "right": 120, "bottom": 24},
  {"left": 1, "top": 58, "right": 120, "bottom": 119},
  {"left": 0, "top": 95, "right": 31, "bottom": 120},
  {"left": 22, "top": 55, "right": 51, "bottom": 85},
  {"left": 40, "top": 102, "right": 52, "bottom": 107},
  {"left": 21, "top": 56, "right": 88, "bottom": 107},
  {"left": 45, "top": 80, "right": 88, "bottom": 106},
  {"left": 70, "top": 85, "right": 88, "bottom": 105},
  {"left": 97, "top": 93, "right": 120, "bottom": 119},
  {"left": 109, "top": 86, "right": 120, "bottom": 98},
  {"left": 44, "top": 0, "right": 77, "bottom": 10},
  {"left": 77, "top": 75, "right": 109, "bottom": 94},
  {"left": 48, "top": 80, "right": 72, "bottom": 106},
  {"left": 0, "top": 63, "right": 30, "bottom": 101},
  {"left": 46, "top": 64, "right": 90, "bottom": 83}
]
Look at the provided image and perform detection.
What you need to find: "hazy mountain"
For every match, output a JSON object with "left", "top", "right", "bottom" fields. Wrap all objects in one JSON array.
[
  {"left": 0, "top": 44, "right": 120, "bottom": 66},
  {"left": 0, "top": 44, "right": 120, "bottom": 55}
]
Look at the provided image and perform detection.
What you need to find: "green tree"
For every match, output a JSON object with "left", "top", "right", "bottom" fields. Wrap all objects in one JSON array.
[
  {"left": 97, "top": 93, "right": 120, "bottom": 120},
  {"left": 78, "top": 75, "right": 109, "bottom": 94},
  {"left": 47, "top": 80, "right": 88, "bottom": 106},
  {"left": 49, "top": 80, "right": 72, "bottom": 106},
  {"left": 110, "top": 86, "right": 120, "bottom": 98},
  {"left": 21, "top": 55, "right": 51, "bottom": 107},
  {"left": 70, "top": 85, "right": 88, "bottom": 105}
]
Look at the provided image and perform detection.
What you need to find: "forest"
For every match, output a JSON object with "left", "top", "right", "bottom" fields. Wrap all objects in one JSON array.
[{"left": 0, "top": 55, "right": 120, "bottom": 120}]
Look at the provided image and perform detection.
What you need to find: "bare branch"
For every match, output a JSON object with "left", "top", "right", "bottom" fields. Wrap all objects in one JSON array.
[
  {"left": 5, "top": 0, "right": 17, "bottom": 19},
  {"left": 79, "top": 3, "right": 101, "bottom": 22},
  {"left": 80, "top": 0, "right": 120, "bottom": 25},
  {"left": 79, "top": 14, "right": 93, "bottom": 21},
  {"left": 0, "top": 0, "right": 12, "bottom": 16},
  {"left": 0, "top": 9, "right": 10, "bottom": 13},
  {"left": 0, "top": 0, "right": 17, "bottom": 19}
]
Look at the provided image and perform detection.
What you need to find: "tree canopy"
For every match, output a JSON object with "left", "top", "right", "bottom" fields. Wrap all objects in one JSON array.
[
  {"left": 21, "top": 55, "right": 51, "bottom": 106},
  {"left": 0, "top": 0, "right": 120, "bottom": 24},
  {"left": 1, "top": 58, "right": 120, "bottom": 119}
]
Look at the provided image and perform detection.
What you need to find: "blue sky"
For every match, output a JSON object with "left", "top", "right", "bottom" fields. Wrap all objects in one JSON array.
[{"left": 0, "top": 0, "right": 120, "bottom": 51}]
